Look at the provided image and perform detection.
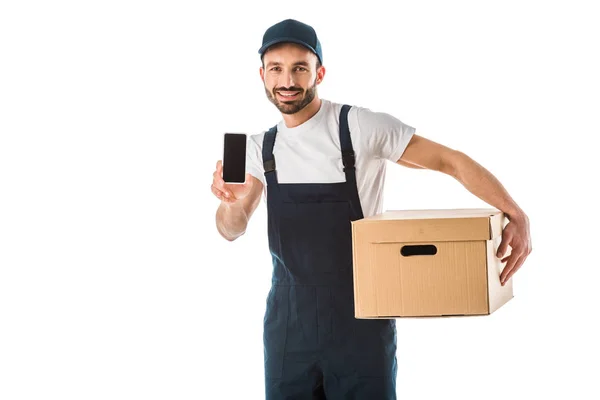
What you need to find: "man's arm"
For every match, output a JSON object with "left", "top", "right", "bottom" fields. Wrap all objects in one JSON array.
[
  {"left": 397, "top": 134, "right": 532, "bottom": 284},
  {"left": 215, "top": 176, "right": 263, "bottom": 241},
  {"left": 398, "top": 134, "right": 524, "bottom": 218},
  {"left": 211, "top": 160, "right": 263, "bottom": 241}
]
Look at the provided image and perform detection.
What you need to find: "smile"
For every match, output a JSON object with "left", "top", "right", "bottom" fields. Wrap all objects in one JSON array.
[{"left": 277, "top": 91, "right": 301, "bottom": 99}]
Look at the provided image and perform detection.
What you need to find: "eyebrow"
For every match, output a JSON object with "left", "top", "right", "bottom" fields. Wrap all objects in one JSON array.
[{"left": 266, "top": 61, "right": 311, "bottom": 68}]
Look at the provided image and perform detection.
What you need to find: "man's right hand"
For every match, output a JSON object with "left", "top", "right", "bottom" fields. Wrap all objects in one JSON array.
[
  {"left": 211, "top": 160, "right": 254, "bottom": 204},
  {"left": 212, "top": 160, "right": 263, "bottom": 241}
]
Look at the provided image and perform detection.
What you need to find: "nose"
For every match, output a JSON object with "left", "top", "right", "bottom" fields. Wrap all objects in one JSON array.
[{"left": 279, "top": 70, "right": 296, "bottom": 89}]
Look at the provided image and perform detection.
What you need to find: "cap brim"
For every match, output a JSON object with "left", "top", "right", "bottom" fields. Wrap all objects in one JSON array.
[{"left": 258, "top": 37, "right": 318, "bottom": 57}]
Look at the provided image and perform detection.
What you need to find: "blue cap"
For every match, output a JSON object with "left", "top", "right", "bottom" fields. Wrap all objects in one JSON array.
[{"left": 258, "top": 19, "right": 323, "bottom": 65}]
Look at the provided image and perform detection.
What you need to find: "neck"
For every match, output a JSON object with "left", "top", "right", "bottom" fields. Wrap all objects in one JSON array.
[{"left": 282, "top": 97, "right": 322, "bottom": 128}]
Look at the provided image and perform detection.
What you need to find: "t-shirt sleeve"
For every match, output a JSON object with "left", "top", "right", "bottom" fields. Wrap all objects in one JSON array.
[
  {"left": 355, "top": 106, "right": 416, "bottom": 162},
  {"left": 245, "top": 133, "right": 266, "bottom": 188}
]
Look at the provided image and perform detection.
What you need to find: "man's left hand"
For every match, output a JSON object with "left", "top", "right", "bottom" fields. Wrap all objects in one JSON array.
[{"left": 497, "top": 213, "right": 533, "bottom": 286}]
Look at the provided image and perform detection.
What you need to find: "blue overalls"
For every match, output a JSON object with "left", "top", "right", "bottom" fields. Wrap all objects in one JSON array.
[{"left": 261, "top": 104, "right": 398, "bottom": 399}]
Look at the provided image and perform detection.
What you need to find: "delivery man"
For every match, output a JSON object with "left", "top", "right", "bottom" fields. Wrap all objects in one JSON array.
[{"left": 211, "top": 18, "right": 532, "bottom": 400}]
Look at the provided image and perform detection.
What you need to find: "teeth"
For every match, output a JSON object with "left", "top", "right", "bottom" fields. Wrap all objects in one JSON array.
[{"left": 279, "top": 92, "right": 299, "bottom": 97}]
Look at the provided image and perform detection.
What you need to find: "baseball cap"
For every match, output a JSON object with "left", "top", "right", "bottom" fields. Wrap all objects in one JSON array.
[{"left": 258, "top": 19, "right": 323, "bottom": 65}]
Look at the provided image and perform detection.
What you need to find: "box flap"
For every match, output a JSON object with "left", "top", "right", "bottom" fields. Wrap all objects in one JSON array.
[
  {"left": 489, "top": 211, "right": 508, "bottom": 240},
  {"left": 486, "top": 237, "right": 514, "bottom": 313},
  {"left": 352, "top": 208, "right": 504, "bottom": 243}
]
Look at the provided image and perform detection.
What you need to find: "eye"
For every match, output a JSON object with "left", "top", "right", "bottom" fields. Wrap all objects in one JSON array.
[
  {"left": 270, "top": 67, "right": 281, "bottom": 72},
  {"left": 296, "top": 67, "right": 307, "bottom": 72}
]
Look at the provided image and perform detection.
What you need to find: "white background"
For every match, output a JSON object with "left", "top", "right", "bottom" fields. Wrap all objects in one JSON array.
[{"left": 1, "top": 1, "right": 598, "bottom": 399}]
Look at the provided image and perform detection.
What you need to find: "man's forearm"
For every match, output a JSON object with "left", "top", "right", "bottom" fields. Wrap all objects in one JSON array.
[
  {"left": 216, "top": 202, "right": 249, "bottom": 241},
  {"left": 447, "top": 152, "right": 526, "bottom": 221}
]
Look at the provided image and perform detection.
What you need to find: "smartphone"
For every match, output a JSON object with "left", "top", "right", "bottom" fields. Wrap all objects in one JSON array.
[{"left": 222, "top": 133, "right": 247, "bottom": 184}]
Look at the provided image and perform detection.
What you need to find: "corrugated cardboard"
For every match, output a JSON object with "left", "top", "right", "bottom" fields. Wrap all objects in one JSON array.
[{"left": 351, "top": 208, "right": 513, "bottom": 318}]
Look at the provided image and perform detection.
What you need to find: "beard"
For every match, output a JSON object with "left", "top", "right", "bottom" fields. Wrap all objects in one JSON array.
[{"left": 265, "top": 78, "right": 317, "bottom": 115}]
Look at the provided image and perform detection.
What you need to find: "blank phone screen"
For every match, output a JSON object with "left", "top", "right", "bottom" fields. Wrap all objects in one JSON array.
[{"left": 223, "top": 133, "right": 246, "bottom": 183}]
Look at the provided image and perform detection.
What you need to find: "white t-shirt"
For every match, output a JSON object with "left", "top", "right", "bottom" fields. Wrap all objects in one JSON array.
[{"left": 246, "top": 98, "right": 416, "bottom": 218}]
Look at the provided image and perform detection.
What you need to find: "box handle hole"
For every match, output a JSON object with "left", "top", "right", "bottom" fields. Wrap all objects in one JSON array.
[{"left": 400, "top": 244, "right": 437, "bottom": 257}]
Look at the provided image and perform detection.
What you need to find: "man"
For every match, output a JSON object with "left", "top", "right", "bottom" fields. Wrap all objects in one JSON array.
[{"left": 211, "top": 18, "right": 532, "bottom": 400}]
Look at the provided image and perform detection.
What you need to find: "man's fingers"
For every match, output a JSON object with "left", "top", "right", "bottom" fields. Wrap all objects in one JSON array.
[
  {"left": 501, "top": 256, "right": 510, "bottom": 263},
  {"left": 214, "top": 162, "right": 223, "bottom": 179},
  {"left": 211, "top": 184, "right": 234, "bottom": 202},
  {"left": 211, "top": 184, "right": 224, "bottom": 200},
  {"left": 510, "top": 256, "right": 526, "bottom": 278},
  {"left": 500, "top": 253, "right": 518, "bottom": 284},
  {"left": 500, "top": 247, "right": 525, "bottom": 284},
  {"left": 216, "top": 180, "right": 231, "bottom": 198},
  {"left": 502, "top": 255, "right": 525, "bottom": 285},
  {"left": 496, "top": 237, "right": 510, "bottom": 258},
  {"left": 211, "top": 172, "right": 232, "bottom": 197}
]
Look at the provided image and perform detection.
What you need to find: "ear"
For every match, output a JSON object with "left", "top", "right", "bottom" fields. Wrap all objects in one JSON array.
[
  {"left": 259, "top": 66, "right": 265, "bottom": 83},
  {"left": 316, "top": 66, "right": 326, "bottom": 84}
]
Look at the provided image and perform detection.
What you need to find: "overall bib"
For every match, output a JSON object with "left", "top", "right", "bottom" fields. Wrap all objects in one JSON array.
[{"left": 262, "top": 104, "right": 398, "bottom": 399}]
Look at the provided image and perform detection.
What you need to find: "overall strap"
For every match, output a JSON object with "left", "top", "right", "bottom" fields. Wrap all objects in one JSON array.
[
  {"left": 262, "top": 125, "right": 278, "bottom": 186},
  {"left": 339, "top": 104, "right": 364, "bottom": 220},
  {"left": 339, "top": 105, "right": 356, "bottom": 176}
]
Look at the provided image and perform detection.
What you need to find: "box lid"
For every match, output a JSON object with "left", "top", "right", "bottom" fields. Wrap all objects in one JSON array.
[{"left": 352, "top": 208, "right": 506, "bottom": 243}]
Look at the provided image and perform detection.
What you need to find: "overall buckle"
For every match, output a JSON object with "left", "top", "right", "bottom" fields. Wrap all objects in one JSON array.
[{"left": 342, "top": 151, "right": 355, "bottom": 171}]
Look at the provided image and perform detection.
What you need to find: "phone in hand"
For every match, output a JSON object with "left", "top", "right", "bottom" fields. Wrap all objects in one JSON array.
[{"left": 222, "top": 133, "right": 247, "bottom": 184}]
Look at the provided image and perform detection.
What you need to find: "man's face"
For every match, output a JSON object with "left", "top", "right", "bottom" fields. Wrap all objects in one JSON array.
[{"left": 260, "top": 43, "right": 323, "bottom": 115}]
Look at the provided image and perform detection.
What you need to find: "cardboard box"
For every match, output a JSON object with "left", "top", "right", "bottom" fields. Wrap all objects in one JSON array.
[{"left": 351, "top": 208, "right": 513, "bottom": 318}]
